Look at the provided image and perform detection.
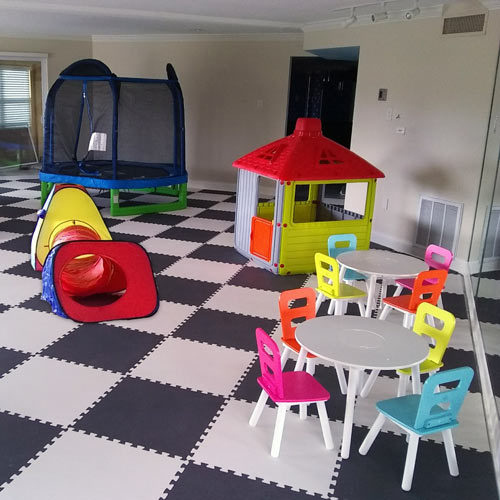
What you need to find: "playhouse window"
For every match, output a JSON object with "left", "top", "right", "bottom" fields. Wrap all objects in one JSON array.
[
  {"left": 292, "top": 182, "right": 368, "bottom": 223},
  {"left": 256, "top": 176, "right": 276, "bottom": 222}
]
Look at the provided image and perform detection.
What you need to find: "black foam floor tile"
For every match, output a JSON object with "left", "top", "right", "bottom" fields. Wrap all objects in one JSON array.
[
  {"left": 441, "top": 293, "right": 468, "bottom": 320},
  {"left": 187, "top": 198, "right": 218, "bottom": 209},
  {"left": 0, "top": 303, "right": 10, "bottom": 314},
  {"left": 0, "top": 196, "right": 25, "bottom": 206},
  {"left": 198, "top": 189, "right": 233, "bottom": 195},
  {"left": 166, "top": 462, "right": 311, "bottom": 500},
  {"left": 439, "top": 348, "right": 481, "bottom": 393},
  {"left": 156, "top": 226, "right": 219, "bottom": 243},
  {"left": 18, "top": 296, "right": 53, "bottom": 314},
  {"left": 225, "top": 195, "right": 237, "bottom": 203},
  {"left": 148, "top": 253, "right": 179, "bottom": 275},
  {"left": 75, "top": 376, "right": 224, "bottom": 456},
  {"left": 0, "top": 411, "right": 62, "bottom": 486},
  {"left": 132, "top": 213, "right": 188, "bottom": 226},
  {"left": 487, "top": 353, "right": 500, "bottom": 398},
  {"left": 107, "top": 232, "right": 149, "bottom": 244},
  {"left": 41, "top": 323, "right": 162, "bottom": 373},
  {"left": 188, "top": 244, "right": 248, "bottom": 265},
  {"left": 0, "top": 219, "right": 35, "bottom": 235},
  {"left": 334, "top": 426, "right": 497, "bottom": 500},
  {"left": 475, "top": 296, "right": 500, "bottom": 324},
  {"left": 173, "top": 308, "right": 277, "bottom": 351},
  {"left": 0, "top": 234, "right": 32, "bottom": 253},
  {"left": 0, "top": 206, "right": 32, "bottom": 218},
  {"left": 4, "top": 261, "right": 39, "bottom": 279},
  {"left": 228, "top": 266, "right": 308, "bottom": 292},
  {"left": 196, "top": 209, "right": 235, "bottom": 222},
  {"left": 155, "top": 275, "right": 220, "bottom": 306},
  {"left": 0, "top": 347, "right": 29, "bottom": 377}
]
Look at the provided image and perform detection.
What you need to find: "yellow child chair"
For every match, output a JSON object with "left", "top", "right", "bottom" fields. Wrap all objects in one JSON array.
[
  {"left": 314, "top": 253, "right": 366, "bottom": 317},
  {"left": 396, "top": 302, "right": 456, "bottom": 396}
]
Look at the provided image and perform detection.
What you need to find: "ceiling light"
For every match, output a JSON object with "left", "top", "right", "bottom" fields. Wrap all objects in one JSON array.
[
  {"left": 405, "top": 7, "right": 420, "bottom": 20},
  {"left": 371, "top": 11, "right": 388, "bottom": 22}
]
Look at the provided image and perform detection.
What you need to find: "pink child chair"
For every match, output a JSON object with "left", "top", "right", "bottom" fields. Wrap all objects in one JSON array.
[
  {"left": 249, "top": 328, "right": 334, "bottom": 457},
  {"left": 392, "top": 244, "right": 453, "bottom": 308}
]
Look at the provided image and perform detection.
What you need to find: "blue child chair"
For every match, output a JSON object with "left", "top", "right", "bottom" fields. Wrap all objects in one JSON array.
[
  {"left": 358, "top": 366, "right": 474, "bottom": 491},
  {"left": 327, "top": 234, "right": 367, "bottom": 283}
]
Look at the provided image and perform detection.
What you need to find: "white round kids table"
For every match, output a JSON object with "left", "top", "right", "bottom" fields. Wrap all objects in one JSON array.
[
  {"left": 295, "top": 315, "right": 429, "bottom": 459},
  {"left": 336, "top": 249, "right": 427, "bottom": 318}
]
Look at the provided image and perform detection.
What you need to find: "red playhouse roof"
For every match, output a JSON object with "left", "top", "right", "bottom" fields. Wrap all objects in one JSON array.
[{"left": 233, "top": 118, "right": 384, "bottom": 182}]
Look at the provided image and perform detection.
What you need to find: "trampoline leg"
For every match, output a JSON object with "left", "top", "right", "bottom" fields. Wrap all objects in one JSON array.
[{"left": 40, "top": 181, "right": 54, "bottom": 206}]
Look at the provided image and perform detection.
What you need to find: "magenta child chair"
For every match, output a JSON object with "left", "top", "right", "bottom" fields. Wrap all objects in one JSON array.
[
  {"left": 392, "top": 244, "right": 453, "bottom": 308},
  {"left": 248, "top": 328, "right": 334, "bottom": 457}
]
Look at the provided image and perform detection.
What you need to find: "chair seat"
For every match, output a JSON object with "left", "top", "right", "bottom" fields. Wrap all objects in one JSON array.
[
  {"left": 344, "top": 269, "right": 367, "bottom": 282},
  {"left": 317, "top": 283, "right": 366, "bottom": 301},
  {"left": 382, "top": 294, "right": 416, "bottom": 313},
  {"left": 395, "top": 277, "right": 445, "bottom": 291},
  {"left": 397, "top": 359, "right": 444, "bottom": 376},
  {"left": 376, "top": 395, "right": 459, "bottom": 436},
  {"left": 282, "top": 338, "right": 316, "bottom": 358},
  {"left": 258, "top": 371, "right": 330, "bottom": 404}
]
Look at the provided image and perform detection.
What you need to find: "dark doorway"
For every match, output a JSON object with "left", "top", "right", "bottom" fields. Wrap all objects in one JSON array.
[{"left": 286, "top": 56, "right": 358, "bottom": 148}]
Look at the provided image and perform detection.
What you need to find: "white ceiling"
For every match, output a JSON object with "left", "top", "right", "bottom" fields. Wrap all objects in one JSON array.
[{"left": 0, "top": 0, "right": 496, "bottom": 38}]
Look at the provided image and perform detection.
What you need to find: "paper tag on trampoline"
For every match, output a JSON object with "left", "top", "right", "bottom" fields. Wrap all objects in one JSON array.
[{"left": 89, "top": 132, "right": 107, "bottom": 152}]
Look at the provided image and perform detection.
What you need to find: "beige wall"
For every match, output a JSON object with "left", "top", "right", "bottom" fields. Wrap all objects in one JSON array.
[
  {"left": 0, "top": 37, "right": 92, "bottom": 84},
  {"left": 93, "top": 37, "right": 306, "bottom": 187},
  {"left": 304, "top": 12, "right": 500, "bottom": 268}
]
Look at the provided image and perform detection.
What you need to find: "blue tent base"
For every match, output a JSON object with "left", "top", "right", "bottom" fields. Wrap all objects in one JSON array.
[{"left": 41, "top": 181, "right": 187, "bottom": 216}]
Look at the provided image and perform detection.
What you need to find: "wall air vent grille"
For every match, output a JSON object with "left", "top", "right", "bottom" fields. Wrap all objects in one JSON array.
[
  {"left": 415, "top": 196, "right": 462, "bottom": 254},
  {"left": 442, "top": 14, "right": 486, "bottom": 35}
]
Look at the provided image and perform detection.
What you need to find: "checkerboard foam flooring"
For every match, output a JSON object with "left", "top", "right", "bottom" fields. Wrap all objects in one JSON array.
[{"left": 0, "top": 171, "right": 497, "bottom": 500}]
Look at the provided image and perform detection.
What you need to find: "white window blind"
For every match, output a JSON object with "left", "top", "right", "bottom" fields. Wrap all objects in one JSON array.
[{"left": 0, "top": 66, "right": 31, "bottom": 128}]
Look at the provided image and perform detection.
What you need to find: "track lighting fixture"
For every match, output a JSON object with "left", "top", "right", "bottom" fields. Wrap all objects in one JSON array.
[
  {"left": 342, "top": 8, "right": 357, "bottom": 28},
  {"left": 405, "top": 6, "right": 420, "bottom": 19},
  {"left": 371, "top": 11, "right": 388, "bottom": 22}
]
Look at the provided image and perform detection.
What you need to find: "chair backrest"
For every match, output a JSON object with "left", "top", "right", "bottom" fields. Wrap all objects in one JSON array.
[
  {"left": 327, "top": 234, "right": 357, "bottom": 260},
  {"left": 314, "top": 253, "right": 340, "bottom": 296},
  {"left": 413, "top": 303, "right": 456, "bottom": 366},
  {"left": 279, "top": 288, "right": 316, "bottom": 343},
  {"left": 255, "top": 327, "right": 284, "bottom": 399},
  {"left": 414, "top": 366, "right": 474, "bottom": 430},
  {"left": 425, "top": 244, "right": 454, "bottom": 272},
  {"left": 408, "top": 269, "right": 448, "bottom": 311}
]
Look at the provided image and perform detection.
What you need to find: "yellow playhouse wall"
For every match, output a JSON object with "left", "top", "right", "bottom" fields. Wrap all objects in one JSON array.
[{"left": 278, "top": 179, "right": 377, "bottom": 275}]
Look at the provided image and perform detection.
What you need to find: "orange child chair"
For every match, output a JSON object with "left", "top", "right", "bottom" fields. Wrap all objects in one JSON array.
[
  {"left": 392, "top": 244, "right": 453, "bottom": 309},
  {"left": 279, "top": 288, "right": 348, "bottom": 395},
  {"left": 378, "top": 269, "right": 448, "bottom": 328}
]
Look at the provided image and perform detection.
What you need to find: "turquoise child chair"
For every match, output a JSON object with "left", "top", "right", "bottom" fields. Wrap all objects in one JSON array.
[
  {"left": 359, "top": 366, "right": 474, "bottom": 491},
  {"left": 327, "top": 234, "right": 367, "bottom": 284}
]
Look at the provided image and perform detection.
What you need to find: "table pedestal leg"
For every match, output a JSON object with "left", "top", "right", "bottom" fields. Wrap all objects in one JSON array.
[
  {"left": 341, "top": 367, "right": 360, "bottom": 459},
  {"left": 365, "top": 275, "right": 377, "bottom": 317},
  {"left": 411, "top": 364, "right": 422, "bottom": 394}
]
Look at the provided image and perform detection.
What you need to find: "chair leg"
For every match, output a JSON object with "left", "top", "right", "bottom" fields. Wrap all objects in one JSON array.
[
  {"left": 393, "top": 284, "right": 403, "bottom": 297},
  {"left": 271, "top": 404, "right": 288, "bottom": 457},
  {"left": 378, "top": 304, "right": 391, "bottom": 321},
  {"left": 335, "top": 364, "right": 348, "bottom": 395},
  {"left": 299, "top": 403, "right": 308, "bottom": 420},
  {"left": 249, "top": 390, "right": 269, "bottom": 426},
  {"left": 306, "top": 357, "right": 315, "bottom": 375},
  {"left": 316, "top": 401, "right": 334, "bottom": 450},
  {"left": 328, "top": 299, "right": 336, "bottom": 315},
  {"left": 360, "top": 369, "right": 380, "bottom": 398},
  {"left": 442, "top": 429, "right": 459, "bottom": 476},
  {"left": 397, "top": 374, "right": 409, "bottom": 397},
  {"left": 402, "top": 433, "right": 420, "bottom": 491},
  {"left": 315, "top": 293, "right": 324, "bottom": 313},
  {"left": 357, "top": 300, "right": 365, "bottom": 317},
  {"left": 280, "top": 346, "right": 291, "bottom": 369},
  {"left": 403, "top": 313, "right": 412, "bottom": 329},
  {"left": 359, "top": 413, "right": 386, "bottom": 455}
]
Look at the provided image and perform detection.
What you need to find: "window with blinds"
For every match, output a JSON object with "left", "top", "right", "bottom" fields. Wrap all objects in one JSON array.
[{"left": 0, "top": 65, "right": 32, "bottom": 128}]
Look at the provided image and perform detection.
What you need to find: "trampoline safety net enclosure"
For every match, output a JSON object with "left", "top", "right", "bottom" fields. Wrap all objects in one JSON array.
[{"left": 40, "top": 59, "right": 187, "bottom": 215}]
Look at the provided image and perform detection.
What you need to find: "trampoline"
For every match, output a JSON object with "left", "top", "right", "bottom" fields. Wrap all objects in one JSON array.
[{"left": 40, "top": 58, "right": 187, "bottom": 215}]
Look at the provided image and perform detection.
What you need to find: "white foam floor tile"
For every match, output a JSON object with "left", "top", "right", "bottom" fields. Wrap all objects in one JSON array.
[
  {"left": 0, "top": 249, "right": 29, "bottom": 271},
  {"left": 0, "top": 273, "right": 41, "bottom": 306},
  {"left": 0, "top": 217, "right": 7, "bottom": 224},
  {"left": 0, "top": 356, "right": 121, "bottom": 426},
  {"left": 206, "top": 232, "right": 235, "bottom": 247},
  {"left": 18, "top": 212, "right": 38, "bottom": 222},
  {"left": 193, "top": 399, "right": 342, "bottom": 498},
  {"left": 109, "top": 220, "right": 166, "bottom": 237},
  {"left": 176, "top": 217, "right": 234, "bottom": 232},
  {"left": 98, "top": 208, "right": 139, "bottom": 220},
  {"left": 132, "top": 338, "right": 255, "bottom": 396},
  {"left": 174, "top": 206, "right": 206, "bottom": 217},
  {"left": 0, "top": 231, "right": 20, "bottom": 244},
  {"left": 0, "top": 181, "right": 39, "bottom": 189},
  {"left": 9, "top": 199, "right": 43, "bottom": 210},
  {"left": 3, "top": 189, "right": 41, "bottom": 199},
  {"left": 449, "top": 318, "right": 475, "bottom": 352},
  {"left": 479, "top": 321, "right": 500, "bottom": 357},
  {"left": 209, "top": 201, "right": 237, "bottom": 212},
  {"left": 0, "top": 308, "right": 74, "bottom": 353},
  {"left": 187, "top": 192, "right": 232, "bottom": 202},
  {"left": 205, "top": 285, "right": 280, "bottom": 320},
  {"left": 0, "top": 430, "right": 182, "bottom": 500},
  {"left": 475, "top": 277, "right": 500, "bottom": 300},
  {"left": 105, "top": 300, "right": 196, "bottom": 336},
  {"left": 444, "top": 273, "right": 465, "bottom": 295},
  {"left": 140, "top": 237, "right": 202, "bottom": 257},
  {"left": 161, "top": 257, "right": 242, "bottom": 284}
]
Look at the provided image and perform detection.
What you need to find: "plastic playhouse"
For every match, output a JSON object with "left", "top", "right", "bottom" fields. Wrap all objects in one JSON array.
[
  {"left": 233, "top": 118, "right": 385, "bottom": 275},
  {"left": 39, "top": 58, "right": 187, "bottom": 216}
]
